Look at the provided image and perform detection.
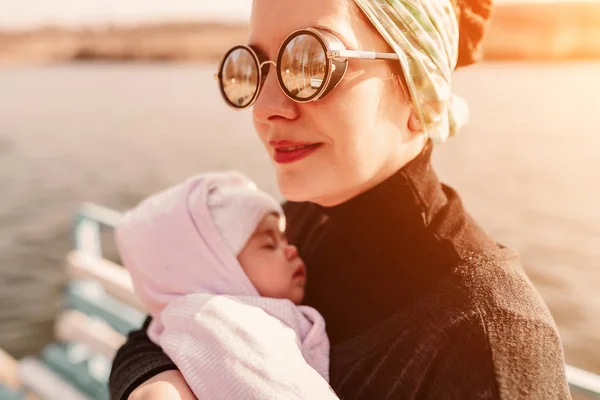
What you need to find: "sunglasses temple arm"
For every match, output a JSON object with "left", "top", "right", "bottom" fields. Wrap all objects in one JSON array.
[{"left": 328, "top": 49, "right": 399, "bottom": 61}]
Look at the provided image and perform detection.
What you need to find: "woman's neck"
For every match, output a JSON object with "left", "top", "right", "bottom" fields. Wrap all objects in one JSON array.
[
  {"left": 317, "top": 140, "right": 446, "bottom": 236},
  {"left": 313, "top": 134, "right": 428, "bottom": 208}
]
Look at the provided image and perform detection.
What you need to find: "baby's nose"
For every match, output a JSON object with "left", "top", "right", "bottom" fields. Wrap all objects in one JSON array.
[{"left": 285, "top": 244, "right": 298, "bottom": 260}]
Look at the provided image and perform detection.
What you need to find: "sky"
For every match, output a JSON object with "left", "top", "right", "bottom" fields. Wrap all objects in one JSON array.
[
  {"left": 1, "top": 0, "right": 596, "bottom": 30},
  {"left": 0, "top": 0, "right": 252, "bottom": 29}
]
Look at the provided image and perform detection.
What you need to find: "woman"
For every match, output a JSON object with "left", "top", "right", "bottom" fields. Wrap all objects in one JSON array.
[{"left": 110, "top": 0, "right": 571, "bottom": 399}]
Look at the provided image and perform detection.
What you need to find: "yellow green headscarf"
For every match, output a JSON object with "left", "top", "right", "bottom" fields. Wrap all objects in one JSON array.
[{"left": 354, "top": 0, "right": 469, "bottom": 143}]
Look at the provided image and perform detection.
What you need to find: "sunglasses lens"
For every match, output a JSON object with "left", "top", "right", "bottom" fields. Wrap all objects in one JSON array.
[
  {"left": 280, "top": 34, "right": 327, "bottom": 100},
  {"left": 220, "top": 48, "right": 259, "bottom": 108}
]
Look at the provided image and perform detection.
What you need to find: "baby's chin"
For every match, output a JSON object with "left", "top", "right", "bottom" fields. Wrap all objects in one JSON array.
[
  {"left": 276, "top": 285, "right": 304, "bottom": 306},
  {"left": 289, "top": 288, "right": 305, "bottom": 306},
  {"left": 256, "top": 287, "right": 304, "bottom": 305}
]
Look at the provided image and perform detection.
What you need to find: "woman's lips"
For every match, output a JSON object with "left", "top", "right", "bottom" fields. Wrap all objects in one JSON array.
[{"left": 270, "top": 140, "right": 322, "bottom": 164}]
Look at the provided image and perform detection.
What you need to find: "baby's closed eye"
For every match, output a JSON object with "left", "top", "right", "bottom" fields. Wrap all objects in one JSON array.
[{"left": 262, "top": 243, "right": 277, "bottom": 250}]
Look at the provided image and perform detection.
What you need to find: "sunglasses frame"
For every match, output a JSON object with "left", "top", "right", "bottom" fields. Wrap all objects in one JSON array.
[{"left": 216, "top": 28, "right": 399, "bottom": 110}]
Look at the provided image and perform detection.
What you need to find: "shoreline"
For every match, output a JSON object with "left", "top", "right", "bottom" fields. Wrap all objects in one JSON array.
[{"left": 0, "top": 23, "right": 248, "bottom": 64}]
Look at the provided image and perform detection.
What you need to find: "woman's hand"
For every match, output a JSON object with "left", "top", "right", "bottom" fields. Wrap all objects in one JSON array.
[{"left": 127, "top": 370, "right": 197, "bottom": 400}]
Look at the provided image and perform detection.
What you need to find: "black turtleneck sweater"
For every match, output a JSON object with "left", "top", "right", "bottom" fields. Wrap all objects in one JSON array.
[{"left": 109, "top": 143, "right": 571, "bottom": 400}]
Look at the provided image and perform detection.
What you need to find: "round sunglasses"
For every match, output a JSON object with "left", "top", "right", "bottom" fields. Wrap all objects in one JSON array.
[{"left": 215, "top": 27, "right": 399, "bottom": 110}]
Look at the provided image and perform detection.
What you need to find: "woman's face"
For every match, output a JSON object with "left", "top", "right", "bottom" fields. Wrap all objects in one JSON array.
[{"left": 249, "top": 0, "right": 424, "bottom": 207}]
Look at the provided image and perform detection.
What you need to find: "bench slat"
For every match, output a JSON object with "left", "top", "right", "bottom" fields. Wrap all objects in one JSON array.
[
  {"left": 54, "top": 310, "right": 125, "bottom": 360},
  {"left": 66, "top": 251, "right": 146, "bottom": 313}
]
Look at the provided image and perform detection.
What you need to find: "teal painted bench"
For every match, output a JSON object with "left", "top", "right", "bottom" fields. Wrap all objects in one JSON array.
[
  {"left": 41, "top": 343, "right": 110, "bottom": 400},
  {"left": 0, "top": 385, "right": 24, "bottom": 400}
]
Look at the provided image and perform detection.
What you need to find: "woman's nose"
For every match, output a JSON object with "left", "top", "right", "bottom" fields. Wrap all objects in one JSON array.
[
  {"left": 284, "top": 244, "right": 299, "bottom": 260},
  {"left": 253, "top": 68, "right": 299, "bottom": 123}
]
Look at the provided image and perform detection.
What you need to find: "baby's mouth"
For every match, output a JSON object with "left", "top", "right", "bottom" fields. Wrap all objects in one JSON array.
[{"left": 292, "top": 263, "right": 306, "bottom": 279}]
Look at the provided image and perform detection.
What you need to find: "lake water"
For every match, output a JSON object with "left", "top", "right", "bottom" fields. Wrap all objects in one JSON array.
[{"left": 0, "top": 61, "right": 598, "bottom": 374}]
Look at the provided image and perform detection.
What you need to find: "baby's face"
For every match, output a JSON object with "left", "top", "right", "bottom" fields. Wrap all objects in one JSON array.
[{"left": 237, "top": 213, "right": 306, "bottom": 305}]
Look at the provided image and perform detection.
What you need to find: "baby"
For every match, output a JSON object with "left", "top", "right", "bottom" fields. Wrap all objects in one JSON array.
[{"left": 115, "top": 171, "right": 337, "bottom": 400}]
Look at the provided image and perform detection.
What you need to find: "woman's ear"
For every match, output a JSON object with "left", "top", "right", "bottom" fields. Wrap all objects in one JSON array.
[{"left": 408, "top": 111, "right": 422, "bottom": 133}]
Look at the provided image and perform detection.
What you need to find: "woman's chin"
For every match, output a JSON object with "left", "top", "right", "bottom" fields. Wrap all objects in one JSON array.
[
  {"left": 277, "top": 174, "right": 347, "bottom": 207},
  {"left": 275, "top": 170, "right": 317, "bottom": 202},
  {"left": 278, "top": 185, "right": 312, "bottom": 203}
]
